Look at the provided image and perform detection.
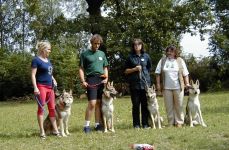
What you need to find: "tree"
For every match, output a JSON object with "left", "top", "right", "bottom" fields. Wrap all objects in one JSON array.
[
  {"left": 208, "top": 0, "right": 229, "bottom": 89},
  {"left": 0, "top": 0, "right": 33, "bottom": 54},
  {"left": 99, "top": 0, "right": 214, "bottom": 82}
]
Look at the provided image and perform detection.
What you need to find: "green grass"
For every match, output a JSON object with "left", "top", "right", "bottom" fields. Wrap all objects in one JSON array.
[{"left": 0, "top": 92, "right": 229, "bottom": 150}]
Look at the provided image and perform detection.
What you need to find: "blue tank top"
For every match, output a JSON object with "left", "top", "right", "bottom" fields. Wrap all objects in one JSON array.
[{"left": 31, "top": 56, "right": 53, "bottom": 86}]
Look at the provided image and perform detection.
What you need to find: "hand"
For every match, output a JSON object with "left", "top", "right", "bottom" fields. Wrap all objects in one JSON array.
[
  {"left": 156, "top": 84, "right": 162, "bottom": 96},
  {"left": 81, "top": 81, "right": 88, "bottom": 89},
  {"left": 157, "top": 90, "right": 162, "bottom": 96},
  {"left": 135, "top": 65, "right": 142, "bottom": 72},
  {"left": 102, "top": 78, "right": 108, "bottom": 84},
  {"left": 34, "top": 87, "right": 40, "bottom": 95},
  {"left": 156, "top": 84, "right": 161, "bottom": 91},
  {"left": 185, "top": 84, "right": 191, "bottom": 89}
]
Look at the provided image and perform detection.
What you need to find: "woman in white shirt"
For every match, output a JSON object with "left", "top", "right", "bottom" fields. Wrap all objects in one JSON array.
[{"left": 155, "top": 45, "right": 190, "bottom": 127}]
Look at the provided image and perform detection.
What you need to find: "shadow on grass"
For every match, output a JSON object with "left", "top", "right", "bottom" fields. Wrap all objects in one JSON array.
[
  {"left": 0, "top": 132, "right": 38, "bottom": 139},
  {"left": 69, "top": 123, "right": 134, "bottom": 133},
  {"left": 0, "top": 128, "right": 39, "bottom": 139}
]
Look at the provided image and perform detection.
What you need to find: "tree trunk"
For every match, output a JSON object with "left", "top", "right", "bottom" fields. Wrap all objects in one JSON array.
[
  {"left": 86, "top": 0, "right": 104, "bottom": 16},
  {"left": 0, "top": 10, "right": 3, "bottom": 48},
  {"left": 85, "top": 0, "right": 107, "bottom": 53}
]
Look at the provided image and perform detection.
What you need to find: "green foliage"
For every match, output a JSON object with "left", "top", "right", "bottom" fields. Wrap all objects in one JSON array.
[
  {"left": 50, "top": 44, "right": 84, "bottom": 95},
  {"left": 1, "top": 0, "right": 227, "bottom": 99},
  {"left": 0, "top": 0, "right": 33, "bottom": 51},
  {"left": 1, "top": 92, "right": 229, "bottom": 149},
  {"left": 208, "top": 0, "right": 229, "bottom": 90},
  {"left": 0, "top": 49, "right": 32, "bottom": 100},
  {"left": 184, "top": 54, "right": 229, "bottom": 92},
  {"left": 102, "top": 0, "right": 213, "bottom": 78}
]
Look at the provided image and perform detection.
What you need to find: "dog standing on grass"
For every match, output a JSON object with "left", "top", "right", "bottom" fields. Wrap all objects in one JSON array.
[
  {"left": 102, "top": 81, "right": 117, "bottom": 133},
  {"left": 185, "top": 80, "right": 207, "bottom": 127},
  {"left": 44, "top": 89, "right": 73, "bottom": 136},
  {"left": 146, "top": 84, "right": 162, "bottom": 129}
]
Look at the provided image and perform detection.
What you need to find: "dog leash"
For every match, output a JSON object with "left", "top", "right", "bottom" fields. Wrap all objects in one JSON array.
[
  {"left": 87, "top": 82, "right": 104, "bottom": 89},
  {"left": 139, "top": 71, "right": 149, "bottom": 90},
  {"left": 34, "top": 90, "right": 53, "bottom": 116}
]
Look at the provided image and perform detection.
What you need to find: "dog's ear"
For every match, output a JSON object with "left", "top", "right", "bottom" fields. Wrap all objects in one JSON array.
[
  {"left": 152, "top": 84, "right": 156, "bottom": 90},
  {"left": 63, "top": 89, "right": 66, "bottom": 93},
  {"left": 107, "top": 82, "right": 110, "bottom": 88},
  {"left": 196, "top": 80, "right": 200, "bottom": 87},
  {"left": 69, "top": 89, "right": 72, "bottom": 95},
  {"left": 111, "top": 81, "right": 113, "bottom": 86},
  {"left": 190, "top": 80, "right": 194, "bottom": 86}
]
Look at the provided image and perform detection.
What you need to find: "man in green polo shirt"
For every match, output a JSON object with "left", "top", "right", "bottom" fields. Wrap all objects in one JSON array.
[{"left": 79, "top": 34, "right": 109, "bottom": 133}]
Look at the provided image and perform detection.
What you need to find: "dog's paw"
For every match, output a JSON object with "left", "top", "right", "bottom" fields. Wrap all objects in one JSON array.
[
  {"left": 61, "top": 133, "right": 67, "bottom": 137},
  {"left": 202, "top": 124, "right": 207, "bottom": 127},
  {"left": 66, "top": 131, "right": 70, "bottom": 136}
]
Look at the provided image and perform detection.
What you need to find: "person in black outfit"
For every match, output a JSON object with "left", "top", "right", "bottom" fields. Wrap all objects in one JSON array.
[{"left": 124, "top": 38, "right": 152, "bottom": 129}]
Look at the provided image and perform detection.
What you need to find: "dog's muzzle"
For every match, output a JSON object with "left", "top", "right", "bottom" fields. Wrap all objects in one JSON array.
[
  {"left": 63, "top": 102, "right": 71, "bottom": 107},
  {"left": 110, "top": 93, "right": 117, "bottom": 98}
]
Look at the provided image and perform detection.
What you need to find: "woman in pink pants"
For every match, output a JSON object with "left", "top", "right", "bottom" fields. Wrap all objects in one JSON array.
[{"left": 31, "top": 41, "right": 59, "bottom": 139}]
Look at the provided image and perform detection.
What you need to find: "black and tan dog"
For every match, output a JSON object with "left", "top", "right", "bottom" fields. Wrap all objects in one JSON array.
[
  {"left": 146, "top": 84, "right": 163, "bottom": 129},
  {"left": 102, "top": 82, "right": 118, "bottom": 133},
  {"left": 44, "top": 89, "right": 73, "bottom": 136}
]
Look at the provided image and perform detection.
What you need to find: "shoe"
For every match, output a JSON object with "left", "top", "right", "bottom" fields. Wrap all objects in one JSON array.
[
  {"left": 95, "top": 124, "right": 103, "bottom": 131},
  {"left": 40, "top": 134, "right": 46, "bottom": 140},
  {"left": 134, "top": 125, "right": 140, "bottom": 129},
  {"left": 83, "top": 126, "right": 91, "bottom": 133},
  {"left": 142, "top": 125, "right": 150, "bottom": 129},
  {"left": 52, "top": 132, "right": 61, "bottom": 137},
  {"left": 175, "top": 124, "right": 182, "bottom": 128}
]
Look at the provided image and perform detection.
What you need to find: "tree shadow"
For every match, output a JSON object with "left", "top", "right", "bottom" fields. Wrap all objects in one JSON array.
[{"left": 0, "top": 132, "right": 38, "bottom": 139}]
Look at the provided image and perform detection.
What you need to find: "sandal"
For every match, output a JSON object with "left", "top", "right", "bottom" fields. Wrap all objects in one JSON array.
[{"left": 52, "top": 132, "right": 61, "bottom": 137}]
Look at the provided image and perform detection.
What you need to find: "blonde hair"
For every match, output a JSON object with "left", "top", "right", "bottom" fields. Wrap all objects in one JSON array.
[{"left": 36, "top": 41, "right": 51, "bottom": 55}]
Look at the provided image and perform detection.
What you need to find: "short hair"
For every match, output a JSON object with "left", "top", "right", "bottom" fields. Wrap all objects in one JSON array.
[
  {"left": 165, "top": 45, "right": 180, "bottom": 58},
  {"left": 131, "top": 38, "right": 145, "bottom": 54},
  {"left": 90, "top": 34, "right": 103, "bottom": 44},
  {"left": 36, "top": 41, "right": 51, "bottom": 55}
]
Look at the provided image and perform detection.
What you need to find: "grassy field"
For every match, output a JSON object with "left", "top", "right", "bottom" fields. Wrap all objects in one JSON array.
[{"left": 0, "top": 92, "right": 229, "bottom": 150}]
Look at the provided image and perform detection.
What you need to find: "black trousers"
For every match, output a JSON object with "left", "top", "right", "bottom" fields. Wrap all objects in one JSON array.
[{"left": 130, "top": 89, "right": 149, "bottom": 127}]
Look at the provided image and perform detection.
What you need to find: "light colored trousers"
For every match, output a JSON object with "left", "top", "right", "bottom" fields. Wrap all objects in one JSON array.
[{"left": 163, "top": 89, "right": 184, "bottom": 125}]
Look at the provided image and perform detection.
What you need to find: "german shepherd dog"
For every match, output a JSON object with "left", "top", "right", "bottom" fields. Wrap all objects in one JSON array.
[
  {"left": 102, "top": 82, "right": 118, "bottom": 132},
  {"left": 146, "top": 84, "right": 162, "bottom": 129},
  {"left": 185, "top": 80, "right": 207, "bottom": 127},
  {"left": 44, "top": 89, "right": 73, "bottom": 136}
]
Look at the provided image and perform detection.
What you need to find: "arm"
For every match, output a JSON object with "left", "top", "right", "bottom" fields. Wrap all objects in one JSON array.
[
  {"left": 156, "top": 74, "right": 161, "bottom": 92},
  {"left": 156, "top": 74, "right": 163, "bottom": 96},
  {"left": 31, "top": 68, "right": 39, "bottom": 94},
  {"left": 79, "top": 67, "right": 88, "bottom": 88},
  {"left": 184, "top": 75, "right": 190, "bottom": 87},
  {"left": 181, "top": 59, "right": 190, "bottom": 87},
  {"left": 124, "top": 66, "right": 142, "bottom": 75},
  {"left": 102, "top": 67, "right": 108, "bottom": 83}
]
